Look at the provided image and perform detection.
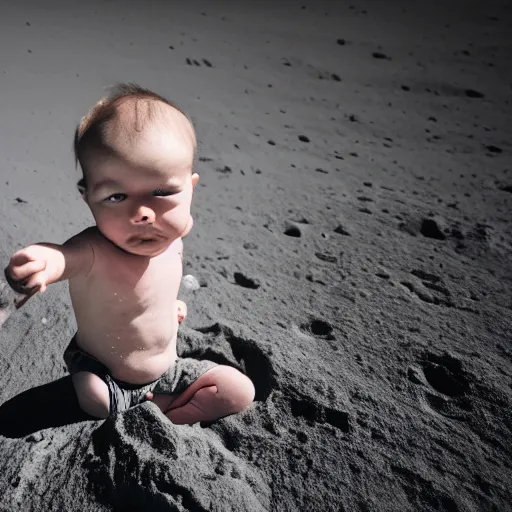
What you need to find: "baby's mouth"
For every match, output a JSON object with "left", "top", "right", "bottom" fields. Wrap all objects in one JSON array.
[{"left": 128, "top": 234, "right": 161, "bottom": 245}]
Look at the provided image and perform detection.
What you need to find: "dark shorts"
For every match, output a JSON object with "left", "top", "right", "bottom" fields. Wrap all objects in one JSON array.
[{"left": 63, "top": 335, "right": 217, "bottom": 416}]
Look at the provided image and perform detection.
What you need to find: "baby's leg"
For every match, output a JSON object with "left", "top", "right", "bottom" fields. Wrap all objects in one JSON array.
[
  {"left": 153, "top": 366, "right": 255, "bottom": 425},
  {"left": 72, "top": 371, "right": 110, "bottom": 419}
]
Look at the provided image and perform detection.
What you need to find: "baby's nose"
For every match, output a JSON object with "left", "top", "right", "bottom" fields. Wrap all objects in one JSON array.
[{"left": 132, "top": 205, "right": 156, "bottom": 224}]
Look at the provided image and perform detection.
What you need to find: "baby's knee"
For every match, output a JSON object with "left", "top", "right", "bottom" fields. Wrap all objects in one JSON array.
[
  {"left": 214, "top": 366, "right": 255, "bottom": 412},
  {"left": 72, "top": 371, "right": 110, "bottom": 419},
  {"left": 235, "top": 374, "right": 256, "bottom": 412}
]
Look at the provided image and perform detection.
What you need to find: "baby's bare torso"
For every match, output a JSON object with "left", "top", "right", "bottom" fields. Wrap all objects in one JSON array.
[{"left": 69, "top": 228, "right": 183, "bottom": 384}]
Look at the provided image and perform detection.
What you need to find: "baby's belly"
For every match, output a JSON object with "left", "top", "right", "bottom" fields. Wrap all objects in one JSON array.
[{"left": 75, "top": 317, "right": 179, "bottom": 384}]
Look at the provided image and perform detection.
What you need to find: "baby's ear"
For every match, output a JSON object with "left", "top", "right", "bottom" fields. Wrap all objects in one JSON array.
[
  {"left": 191, "top": 172, "right": 199, "bottom": 189},
  {"left": 77, "top": 178, "right": 87, "bottom": 201}
]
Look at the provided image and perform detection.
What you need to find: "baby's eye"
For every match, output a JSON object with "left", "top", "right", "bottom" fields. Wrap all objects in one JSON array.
[
  {"left": 105, "top": 193, "right": 126, "bottom": 203},
  {"left": 152, "top": 189, "right": 176, "bottom": 196}
]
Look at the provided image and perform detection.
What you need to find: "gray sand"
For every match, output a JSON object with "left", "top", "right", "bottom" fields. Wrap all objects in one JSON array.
[{"left": 0, "top": 1, "right": 511, "bottom": 510}]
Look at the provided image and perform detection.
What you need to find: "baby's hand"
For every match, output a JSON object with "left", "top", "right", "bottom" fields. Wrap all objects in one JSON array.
[{"left": 4, "top": 245, "right": 53, "bottom": 300}]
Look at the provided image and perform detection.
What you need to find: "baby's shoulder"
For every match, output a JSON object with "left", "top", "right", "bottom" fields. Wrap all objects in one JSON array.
[
  {"left": 68, "top": 226, "right": 116, "bottom": 263},
  {"left": 79, "top": 225, "right": 97, "bottom": 238},
  {"left": 70, "top": 226, "right": 104, "bottom": 250}
]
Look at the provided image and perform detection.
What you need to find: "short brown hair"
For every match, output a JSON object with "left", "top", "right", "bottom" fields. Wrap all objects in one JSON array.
[{"left": 73, "top": 82, "right": 196, "bottom": 182}]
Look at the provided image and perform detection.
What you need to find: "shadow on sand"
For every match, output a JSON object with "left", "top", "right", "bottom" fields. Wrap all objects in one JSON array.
[{"left": 0, "top": 376, "right": 94, "bottom": 438}]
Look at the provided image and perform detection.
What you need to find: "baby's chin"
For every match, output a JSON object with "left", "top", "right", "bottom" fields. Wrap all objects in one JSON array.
[
  {"left": 123, "top": 239, "right": 171, "bottom": 257},
  {"left": 104, "top": 235, "right": 171, "bottom": 258}
]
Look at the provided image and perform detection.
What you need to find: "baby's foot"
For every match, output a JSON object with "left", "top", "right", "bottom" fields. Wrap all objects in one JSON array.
[{"left": 177, "top": 300, "right": 187, "bottom": 324}]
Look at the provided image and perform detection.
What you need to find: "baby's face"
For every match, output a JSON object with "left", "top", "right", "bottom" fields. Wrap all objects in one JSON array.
[{"left": 82, "top": 121, "right": 198, "bottom": 257}]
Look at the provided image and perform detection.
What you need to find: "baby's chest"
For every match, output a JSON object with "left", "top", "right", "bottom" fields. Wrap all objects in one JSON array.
[
  {"left": 72, "top": 250, "right": 182, "bottom": 311},
  {"left": 105, "top": 257, "right": 182, "bottom": 301}
]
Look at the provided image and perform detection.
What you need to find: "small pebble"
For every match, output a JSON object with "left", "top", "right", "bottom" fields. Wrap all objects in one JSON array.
[
  {"left": 182, "top": 274, "right": 200, "bottom": 291},
  {"left": 41, "top": 317, "right": 47, "bottom": 324}
]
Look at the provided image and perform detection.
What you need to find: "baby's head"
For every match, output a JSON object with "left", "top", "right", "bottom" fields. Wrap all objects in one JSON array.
[{"left": 73, "top": 83, "right": 199, "bottom": 257}]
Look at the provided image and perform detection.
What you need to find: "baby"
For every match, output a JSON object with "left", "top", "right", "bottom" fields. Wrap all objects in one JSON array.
[{"left": 3, "top": 83, "right": 255, "bottom": 422}]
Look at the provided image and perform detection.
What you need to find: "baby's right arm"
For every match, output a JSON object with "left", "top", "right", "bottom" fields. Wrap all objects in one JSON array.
[{"left": 4, "top": 229, "right": 95, "bottom": 300}]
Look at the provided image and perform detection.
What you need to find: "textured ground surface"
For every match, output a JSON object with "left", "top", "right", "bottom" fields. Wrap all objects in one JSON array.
[{"left": 0, "top": 1, "right": 511, "bottom": 510}]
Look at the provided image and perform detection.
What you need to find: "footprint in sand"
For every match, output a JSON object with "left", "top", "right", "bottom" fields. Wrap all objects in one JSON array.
[
  {"left": 299, "top": 318, "right": 335, "bottom": 341},
  {"left": 408, "top": 352, "right": 474, "bottom": 420},
  {"left": 271, "top": 387, "right": 351, "bottom": 436},
  {"left": 295, "top": 317, "right": 338, "bottom": 352},
  {"left": 399, "top": 269, "right": 453, "bottom": 308},
  {"left": 289, "top": 393, "right": 351, "bottom": 433},
  {"left": 180, "top": 322, "right": 276, "bottom": 402}
]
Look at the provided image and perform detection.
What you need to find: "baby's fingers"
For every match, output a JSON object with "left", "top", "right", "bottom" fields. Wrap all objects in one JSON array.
[
  {"left": 12, "top": 274, "right": 47, "bottom": 309},
  {"left": 22, "top": 272, "right": 48, "bottom": 294},
  {"left": 5, "top": 269, "right": 47, "bottom": 298},
  {"left": 7, "top": 259, "right": 47, "bottom": 283}
]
